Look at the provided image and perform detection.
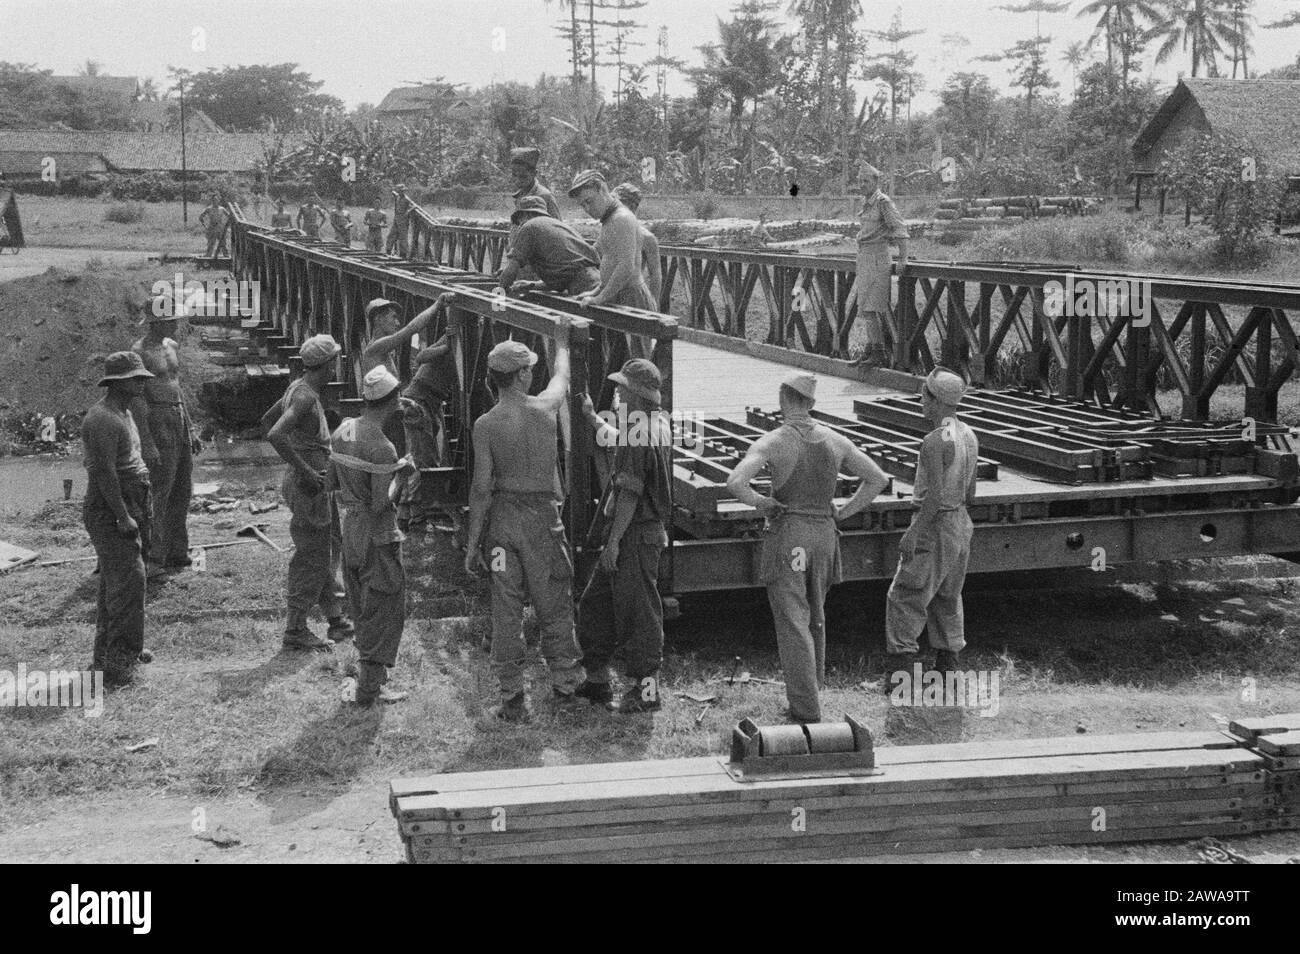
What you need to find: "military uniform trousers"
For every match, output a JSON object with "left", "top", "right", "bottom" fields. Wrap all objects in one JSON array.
[
  {"left": 761, "top": 513, "right": 842, "bottom": 723},
  {"left": 577, "top": 519, "right": 668, "bottom": 684},
  {"left": 144, "top": 403, "right": 192, "bottom": 566},
  {"left": 84, "top": 475, "right": 152, "bottom": 683},
  {"left": 281, "top": 469, "right": 346, "bottom": 633},
  {"left": 886, "top": 508, "right": 972, "bottom": 655},
  {"left": 340, "top": 508, "right": 405, "bottom": 698},
  {"left": 484, "top": 494, "right": 585, "bottom": 698},
  {"left": 856, "top": 243, "right": 892, "bottom": 343}
]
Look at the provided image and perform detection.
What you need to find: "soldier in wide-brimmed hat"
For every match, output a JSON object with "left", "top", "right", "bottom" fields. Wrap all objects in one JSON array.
[{"left": 82, "top": 351, "right": 157, "bottom": 687}]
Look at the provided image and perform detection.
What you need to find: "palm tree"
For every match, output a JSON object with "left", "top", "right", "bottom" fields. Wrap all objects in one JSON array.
[
  {"left": 1226, "top": 0, "right": 1254, "bottom": 77},
  {"left": 1063, "top": 40, "right": 1088, "bottom": 93},
  {"left": 1146, "top": 0, "right": 1243, "bottom": 78},
  {"left": 1077, "top": 1, "right": 1161, "bottom": 69}
]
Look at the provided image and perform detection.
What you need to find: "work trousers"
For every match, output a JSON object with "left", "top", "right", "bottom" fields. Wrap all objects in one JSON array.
[
  {"left": 340, "top": 510, "right": 405, "bottom": 700},
  {"left": 386, "top": 222, "right": 409, "bottom": 257},
  {"left": 84, "top": 475, "right": 151, "bottom": 684},
  {"left": 761, "top": 514, "right": 842, "bottom": 723},
  {"left": 577, "top": 520, "right": 668, "bottom": 684},
  {"left": 205, "top": 230, "right": 229, "bottom": 257},
  {"left": 856, "top": 243, "right": 892, "bottom": 345},
  {"left": 333, "top": 227, "right": 351, "bottom": 246},
  {"left": 282, "top": 468, "right": 346, "bottom": 633},
  {"left": 484, "top": 495, "right": 584, "bottom": 698},
  {"left": 886, "top": 509, "right": 973, "bottom": 655},
  {"left": 366, "top": 228, "right": 384, "bottom": 252},
  {"left": 144, "top": 404, "right": 192, "bottom": 566}
]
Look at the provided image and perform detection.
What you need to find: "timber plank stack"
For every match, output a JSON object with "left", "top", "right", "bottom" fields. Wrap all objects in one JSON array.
[
  {"left": 390, "top": 729, "right": 1275, "bottom": 864},
  {"left": 1228, "top": 712, "right": 1300, "bottom": 830}
]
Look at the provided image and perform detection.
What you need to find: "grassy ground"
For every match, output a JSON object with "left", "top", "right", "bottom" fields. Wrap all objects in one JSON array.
[{"left": 3, "top": 475, "right": 1300, "bottom": 862}]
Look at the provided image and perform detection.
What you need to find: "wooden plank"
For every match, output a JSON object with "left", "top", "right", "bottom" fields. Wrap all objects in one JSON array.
[
  {"left": 1229, "top": 712, "right": 1300, "bottom": 741},
  {"left": 0, "top": 540, "right": 40, "bottom": 573},
  {"left": 403, "top": 780, "right": 1269, "bottom": 837},
  {"left": 1257, "top": 731, "right": 1300, "bottom": 756}
]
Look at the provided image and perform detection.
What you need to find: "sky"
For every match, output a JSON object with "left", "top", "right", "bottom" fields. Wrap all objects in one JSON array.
[{"left": 3, "top": 0, "right": 1300, "bottom": 113}]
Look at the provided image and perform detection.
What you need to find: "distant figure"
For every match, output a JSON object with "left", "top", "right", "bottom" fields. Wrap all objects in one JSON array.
[
  {"left": 329, "top": 198, "right": 353, "bottom": 246},
  {"left": 610, "top": 183, "right": 662, "bottom": 305},
  {"left": 252, "top": 190, "right": 266, "bottom": 219},
  {"left": 131, "top": 303, "right": 202, "bottom": 580},
  {"left": 386, "top": 184, "right": 412, "bottom": 256},
  {"left": 82, "top": 351, "right": 155, "bottom": 688},
  {"left": 199, "top": 195, "right": 230, "bottom": 258},
  {"left": 852, "top": 163, "right": 909, "bottom": 369},
  {"left": 270, "top": 199, "right": 293, "bottom": 230},
  {"left": 750, "top": 211, "right": 773, "bottom": 247},
  {"left": 568, "top": 169, "right": 655, "bottom": 311},
  {"left": 297, "top": 198, "right": 326, "bottom": 239},
  {"left": 363, "top": 199, "right": 388, "bottom": 252}
]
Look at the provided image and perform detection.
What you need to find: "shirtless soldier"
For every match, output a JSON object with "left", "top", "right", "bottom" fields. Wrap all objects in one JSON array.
[{"left": 131, "top": 301, "right": 203, "bottom": 580}]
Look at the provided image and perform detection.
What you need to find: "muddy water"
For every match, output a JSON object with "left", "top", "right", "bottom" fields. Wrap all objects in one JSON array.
[{"left": 0, "top": 441, "right": 287, "bottom": 515}]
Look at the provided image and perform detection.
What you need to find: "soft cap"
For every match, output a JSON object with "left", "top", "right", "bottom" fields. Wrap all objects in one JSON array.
[
  {"left": 608, "top": 358, "right": 662, "bottom": 405},
  {"left": 924, "top": 367, "right": 967, "bottom": 406},
  {"left": 362, "top": 365, "right": 400, "bottom": 401},
  {"left": 300, "top": 334, "right": 341, "bottom": 368},
  {"left": 781, "top": 371, "right": 817, "bottom": 401},
  {"left": 487, "top": 340, "right": 538, "bottom": 374}
]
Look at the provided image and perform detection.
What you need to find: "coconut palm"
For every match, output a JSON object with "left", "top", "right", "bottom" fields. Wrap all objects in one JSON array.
[
  {"left": 1146, "top": 0, "right": 1244, "bottom": 78},
  {"left": 1226, "top": 0, "right": 1255, "bottom": 77},
  {"left": 1063, "top": 40, "right": 1089, "bottom": 93},
  {"left": 1077, "top": 1, "right": 1162, "bottom": 69}
]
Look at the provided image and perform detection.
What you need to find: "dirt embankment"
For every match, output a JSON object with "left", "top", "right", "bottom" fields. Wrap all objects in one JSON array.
[{"left": 0, "top": 265, "right": 224, "bottom": 423}]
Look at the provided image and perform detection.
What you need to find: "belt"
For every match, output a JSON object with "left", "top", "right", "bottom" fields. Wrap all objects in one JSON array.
[
  {"left": 147, "top": 400, "right": 183, "bottom": 407},
  {"left": 332, "top": 451, "right": 407, "bottom": 475},
  {"left": 493, "top": 490, "right": 559, "bottom": 504}
]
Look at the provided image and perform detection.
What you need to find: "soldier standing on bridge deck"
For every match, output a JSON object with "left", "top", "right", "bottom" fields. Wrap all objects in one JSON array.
[
  {"left": 884, "top": 368, "right": 979, "bottom": 677},
  {"left": 611, "top": 183, "right": 662, "bottom": 306},
  {"left": 497, "top": 196, "right": 600, "bottom": 297},
  {"left": 363, "top": 199, "right": 388, "bottom": 252},
  {"left": 464, "top": 330, "right": 586, "bottom": 723},
  {"left": 852, "top": 164, "right": 910, "bottom": 369},
  {"left": 199, "top": 195, "right": 230, "bottom": 259},
  {"left": 266, "top": 335, "right": 354, "bottom": 652},
  {"left": 573, "top": 359, "right": 673, "bottom": 714},
  {"left": 297, "top": 198, "right": 326, "bottom": 240},
  {"left": 727, "top": 373, "right": 889, "bottom": 723},
  {"left": 131, "top": 303, "right": 203, "bottom": 580},
  {"left": 569, "top": 170, "right": 656, "bottom": 312},
  {"left": 330, "top": 366, "right": 415, "bottom": 706},
  {"left": 270, "top": 199, "right": 293, "bottom": 230},
  {"left": 330, "top": 198, "right": 353, "bottom": 246},
  {"left": 386, "top": 184, "right": 413, "bottom": 257},
  {"left": 83, "top": 352, "right": 155, "bottom": 688}
]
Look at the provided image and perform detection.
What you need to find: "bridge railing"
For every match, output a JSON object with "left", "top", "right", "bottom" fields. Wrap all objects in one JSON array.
[
  {"left": 405, "top": 215, "right": 1300, "bottom": 424},
  {"left": 228, "top": 204, "right": 678, "bottom": 582}
]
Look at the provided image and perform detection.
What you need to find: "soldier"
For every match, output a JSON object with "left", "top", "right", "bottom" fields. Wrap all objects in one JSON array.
[
  {"left": 131, "top": 302, "right": 202, "bottom": 580},
  {"left": 270, "top": 199, "right": 293, "bottom": 230},
  {"left": 852, "top": 163, "right": 910, "bottom": 369},
  {"left": 401, "top": 327, "right": 458, "bottom": 533},
  {"left": 573, "top": 359, "right": 673, "bottom": 714},
  {"left": 497, "top": 196, "right": 600, "bottom": 297},
  {"left": 884, "top": 368, "right": 979, "bottom": 676},
  {"left": 726, "top": 373, "right": 889, "bottom": 723},
  {"left": 386, "top": 184, "right": 412, "bottom": 256},
  {"left": 464, "top": 328, "right": 585, "bottom": 722},
  {"left": 610, "top": 183, "right": 662, "bottom": 304},
  {"left": 199, "top": 195, "right": 230, "bottom": 258},
  {"left": 330, "top": 366, "right": 414, "bottom": 706},
  {"left": 363, "top": 199, "right": 388, "bottom": 252},
  {"left": 329, "top": 198, "right": 353, "bottom": 246},
  {"left": 509, "top": 147, "right": 562, "bottom": 221},
  {"left": 297, "top": 198, "right": 326, "bottom": 239},
  {"left": 568, "top": 170, "right": 655, "bottom": 311},
  {"left": 83, "top": 352, "right": 155, "bottom": 688},
  {"left": 361, "top": 294, "right": 450, "bottom": 461},
  {"left": 265, "top": 335, "right": 354, "bottom": 651}
]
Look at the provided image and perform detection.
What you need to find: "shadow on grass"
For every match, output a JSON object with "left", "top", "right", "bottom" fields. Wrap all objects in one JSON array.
[{"left": 215, "top": 649, "right": 318, "bottom": 702}]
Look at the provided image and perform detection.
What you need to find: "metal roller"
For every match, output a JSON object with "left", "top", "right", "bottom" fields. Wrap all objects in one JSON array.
[
  {"left": 757, "top": 725, "right": 810, "bottom": 757},
  {"left": 804, "top": 722, "right": 856, "bottom": 754}
]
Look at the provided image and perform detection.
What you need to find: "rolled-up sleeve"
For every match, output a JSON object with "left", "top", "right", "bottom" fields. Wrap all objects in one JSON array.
[{"left": 882, "top": 197, "right": 908, "bottom": 240}]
